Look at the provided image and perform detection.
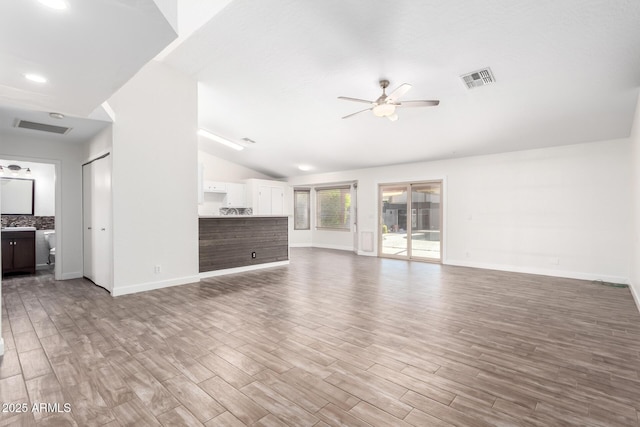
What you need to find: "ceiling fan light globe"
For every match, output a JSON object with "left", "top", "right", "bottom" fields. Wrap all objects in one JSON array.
[{"left": 372, "top": 103, "right": 395, "bottom": 117}]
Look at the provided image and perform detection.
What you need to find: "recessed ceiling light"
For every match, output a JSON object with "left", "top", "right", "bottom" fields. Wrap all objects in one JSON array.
[
  {"left": 24, "top": 73, "right": 47, "bottom": 83},
  {"left": 49, "top": 112, "right": 64, "bottom": 119},
  {"left": 197, "top": 129, "right": 244, "bottom": 151},
  {"left": 38, "top": 0, "right": 68, "bottom": 10},
  {"left": 298, "top": 165, "right": 312, "bottom": 171}
]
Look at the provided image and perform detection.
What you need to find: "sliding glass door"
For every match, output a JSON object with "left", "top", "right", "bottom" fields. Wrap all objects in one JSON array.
[
  {"left": 410, "top": 183, "right": 442, "bottom": 260},
  {"left": 380, "top": 186, "right": 409, "bottom": 256},
  {"left": 379, "top": 181, "right": 442, "bottom": 262}
]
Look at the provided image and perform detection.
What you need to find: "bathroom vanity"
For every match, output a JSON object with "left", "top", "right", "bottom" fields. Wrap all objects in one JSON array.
[{"left": 1, "top": 227, "right": 36, "bottom": 275}]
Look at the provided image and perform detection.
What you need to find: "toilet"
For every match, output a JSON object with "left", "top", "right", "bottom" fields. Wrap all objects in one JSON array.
[{"left": 43, "top": 231, "right": 56, "bottom": 265}]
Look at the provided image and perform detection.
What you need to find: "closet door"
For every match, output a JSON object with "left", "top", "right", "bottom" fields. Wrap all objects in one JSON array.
[
  {"left": 83, "top": 155, "right": 112, "bottom": 291},
  {"left": 82, "top": 162, "right": 94, "bottom": 281}
]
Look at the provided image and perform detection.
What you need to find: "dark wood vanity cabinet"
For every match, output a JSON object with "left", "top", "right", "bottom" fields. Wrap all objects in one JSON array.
[{"left": 2, "top": 231, "right": 36, "bottom": 275}]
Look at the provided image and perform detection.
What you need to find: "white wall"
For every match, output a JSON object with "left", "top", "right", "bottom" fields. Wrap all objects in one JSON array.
[
  {"left": 198, "top": 150, "right": 273, "bottom": 216},
  {"left": 85, "top": 125, "right": 113, "bottom": 160},
  {"left": 0, "top": 159, "right": 55, "bottom": 216},
  {"left": 107, "top": 60, "right": 199, "bottom": 296},
  {"left": 199, "top": 150, "right": 273, "bottom": 181},
  {"left": 289, "top": 183, "right": 356, "bottom": 251},
  {"left": 630, "top": 93, "right": 640, "bottom": 308},
  {"left": 289, "top": 139, "right": 632, "bottom": 284},
  {"left": 0, "top": 134, "right": 85, "bottom": 280}
]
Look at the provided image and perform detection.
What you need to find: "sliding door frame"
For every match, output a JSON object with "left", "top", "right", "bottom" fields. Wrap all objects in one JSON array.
[{"left": 378, "top": 180, "right": 443, "bottom": 263}]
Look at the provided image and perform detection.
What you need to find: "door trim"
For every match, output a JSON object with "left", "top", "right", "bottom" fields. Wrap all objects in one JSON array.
[{"left": 378, "top": 180, "right": 443, "bottom": 264}]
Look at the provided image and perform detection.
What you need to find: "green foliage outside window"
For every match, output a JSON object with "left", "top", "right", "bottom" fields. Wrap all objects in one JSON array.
[{"left": 317, "top": 188, "right": 351, "bottom": 230}]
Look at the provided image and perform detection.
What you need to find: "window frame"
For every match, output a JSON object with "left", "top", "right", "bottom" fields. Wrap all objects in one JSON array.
[
  {"left": 293, "top": 188, "right": 311, "bottom": 230},
  {"left": 315, "top": 185, "right": 352, "bottom": 231}
]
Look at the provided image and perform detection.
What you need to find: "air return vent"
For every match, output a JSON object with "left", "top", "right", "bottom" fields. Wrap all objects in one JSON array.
[
  {"left": 15, "top": 119, "right": 71, "bottom": 135},
  {"left": 461, "top": 68, "right": 495, "bottom": 89}
]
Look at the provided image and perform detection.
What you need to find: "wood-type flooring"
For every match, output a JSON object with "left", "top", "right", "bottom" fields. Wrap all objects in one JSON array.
[{"left": 1, "top": 248, "right": 639, "bottom": 426}]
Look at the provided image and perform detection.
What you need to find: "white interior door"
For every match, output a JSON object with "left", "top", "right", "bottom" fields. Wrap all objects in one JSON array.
[
  {"left": 82, "top": 163, "right": 94, "bottom": 281},
  {"left": 83, "top": 155, "right": 113, "bottom": 292}
]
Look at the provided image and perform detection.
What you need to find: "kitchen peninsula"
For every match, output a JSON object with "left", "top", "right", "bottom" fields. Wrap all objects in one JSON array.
[
  {"left": 197, "top": 177, "right": 292, "bottom": 275},
  {"left": 199, "top": 215, "right": 289, "bottom": 274}
]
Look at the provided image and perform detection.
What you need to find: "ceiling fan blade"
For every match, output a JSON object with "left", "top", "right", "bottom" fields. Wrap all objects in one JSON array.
[
  {"left": 397, "top": 100, "right": 440, "bottom": 107},
  {"left": 338, "top": 96, "right": 374, "bottom": 104},
  {"left": 342, "top": 107, "right": 372, "bottom": 119},
  {"left": 387, "top": 83, "right": 412, "bottom": 102}
]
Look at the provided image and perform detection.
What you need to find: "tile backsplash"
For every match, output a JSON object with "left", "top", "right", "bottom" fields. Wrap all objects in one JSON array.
[
  {"left": 219, "top": 207, "right": 253, "bottom": 216},
  {"left": 1, "top": 215, "right": 55, "bottom": 230}
]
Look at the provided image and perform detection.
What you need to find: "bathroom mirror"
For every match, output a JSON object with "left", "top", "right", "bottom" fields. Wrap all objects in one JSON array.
[{"left": 1, "top": 178, "right": 35, "bottom": 215}]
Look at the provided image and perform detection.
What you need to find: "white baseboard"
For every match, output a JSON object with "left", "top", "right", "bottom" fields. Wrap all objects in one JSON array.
[
  {"left": 199, "top": 261, "right": 290, "bottom": 279},
  {"left": 309, "top": 244, "right": 354, "bottom": 252},
  {"left": 289, "top": 243, "right": 354, "bottom": 252},
  {"left": 629, "top": 283, "right": 640, "bottom": 314},
  {"left": 61, "top": 271, "right": 83, "bottom": 280},
  {"left": 445, "top": 259, "right": 629, "bottom": 285},
  {"left": 111, "top": 275, "right": 201, "bottom": 297},
  {"left": 357, "top": 250, "right": 377, "bottom": 257},
  {"left": 0, "top": 338, "right": 4, "bottom": 356}
]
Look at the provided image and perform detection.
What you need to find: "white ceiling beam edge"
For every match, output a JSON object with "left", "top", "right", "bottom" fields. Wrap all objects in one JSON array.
[{"left": 154, "top": 0, "right": 234, "bottom": 61}]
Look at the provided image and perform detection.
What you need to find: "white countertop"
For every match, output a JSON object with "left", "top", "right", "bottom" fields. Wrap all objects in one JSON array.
[
  {"left": 1, "top": 226, "right": 36, "bottom": 231},
  {"left": 199, "top": 215, "right": 290, "bottom": 218}
]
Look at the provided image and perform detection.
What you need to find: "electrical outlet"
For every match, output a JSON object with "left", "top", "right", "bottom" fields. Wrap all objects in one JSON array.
[
  {"left": 550, "top": 257, "right": 560, "bottom": 265},
  {"left": 251, "top": 252, "right": 256, "bottom": 259},
  {"left": 154, "top": 265, "right": 161, "bottom": 274}
]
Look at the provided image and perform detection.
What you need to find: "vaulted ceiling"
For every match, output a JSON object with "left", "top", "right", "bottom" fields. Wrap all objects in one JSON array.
[
  {"left": 1, "top": 1, "right": 639, "bottom": 178},
  {"left": 0, "top": 0, "right": 176, "bottom": 143},
  {"left": 167, "top": 0, "right": 640, "bottom": 177}
]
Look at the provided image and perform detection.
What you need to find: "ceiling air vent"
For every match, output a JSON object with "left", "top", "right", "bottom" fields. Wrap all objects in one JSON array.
[
  {"left": 461, "top": 68, "right": 495, "bottom": 89},
  {"left": 15, "top": 119, "right": 72, "bottom": 135}
]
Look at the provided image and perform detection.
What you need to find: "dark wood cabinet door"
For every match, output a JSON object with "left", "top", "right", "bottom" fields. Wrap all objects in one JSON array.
[
  {"left": 12, "top": 233, "right": 35, "bottom": 272},
  {"left": 2, "top": 231, "right": 36, "bottom": 274},
  {"left": 1, "top": 237, "right": 14, "bottom": 273}
]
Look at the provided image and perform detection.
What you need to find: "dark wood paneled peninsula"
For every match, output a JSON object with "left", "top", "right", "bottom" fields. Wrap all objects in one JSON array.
[{"left": 199, "top": 216, "right": 288, "bottom": 273}]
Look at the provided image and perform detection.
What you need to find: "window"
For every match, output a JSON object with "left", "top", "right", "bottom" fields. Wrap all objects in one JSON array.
[
  {"left": 316, "top": 186, "right": 351, "bottom": 230},
  {"left": 293, "top": 189, "right": 310, "bottom": 230}
]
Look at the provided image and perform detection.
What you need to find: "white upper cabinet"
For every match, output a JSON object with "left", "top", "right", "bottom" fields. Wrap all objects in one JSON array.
[
  {"left": 224, "top": 183, "right": 246, "bottom": 207},
  {"left": 203, "top": 181, "right": 227, "bottom": 193},
  {"left": 245, "top": 179, "right": 291, "bottom": 215}
]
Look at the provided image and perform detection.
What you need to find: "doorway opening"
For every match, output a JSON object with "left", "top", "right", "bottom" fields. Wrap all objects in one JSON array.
[
  {"left": 1, "top": 158, "right": 60, "bottom": 279},
  {"left": 379, "top": 181, "right": 443, "bottom": 262}
]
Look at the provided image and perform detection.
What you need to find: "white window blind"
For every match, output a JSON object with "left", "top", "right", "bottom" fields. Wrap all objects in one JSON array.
[
  {"left": 316, "top": 186, "right": 351, "bottom": 230},
  {"left": 294, "top": 189, "right": 310, "bottom": 230}
]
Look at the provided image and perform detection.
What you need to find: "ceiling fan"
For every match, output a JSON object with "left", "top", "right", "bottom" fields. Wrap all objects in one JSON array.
[{"left": 338, "top": 79, "right": 439, "bottom": 121}]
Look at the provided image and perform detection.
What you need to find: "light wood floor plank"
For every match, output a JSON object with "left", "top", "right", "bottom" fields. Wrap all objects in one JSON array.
[
  {"left": 162, "top": 375, "right": 224, "bottom": 422},
  {"left": 199, "top": 375, "right": 268, "bottom": 425},
  {"left": 0, "top": 248, "right": 638, "bottom": 426}
]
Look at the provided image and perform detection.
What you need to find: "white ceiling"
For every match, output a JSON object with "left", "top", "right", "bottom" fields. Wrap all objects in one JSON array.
[
  {"left": 165, "top": 0, "right": 640, "bottom": 178},
  {"left": 0, "top": 105, "right": 110, "bottom": 144},
  {"left": 0, "top": 0, "right": 176, "bottom": 117},
  {"left": 1, "top": 1, "right": 639, "bottom": 177},
  {"left": 0, "top": 0, "right": 177, "bottom": 146}
]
